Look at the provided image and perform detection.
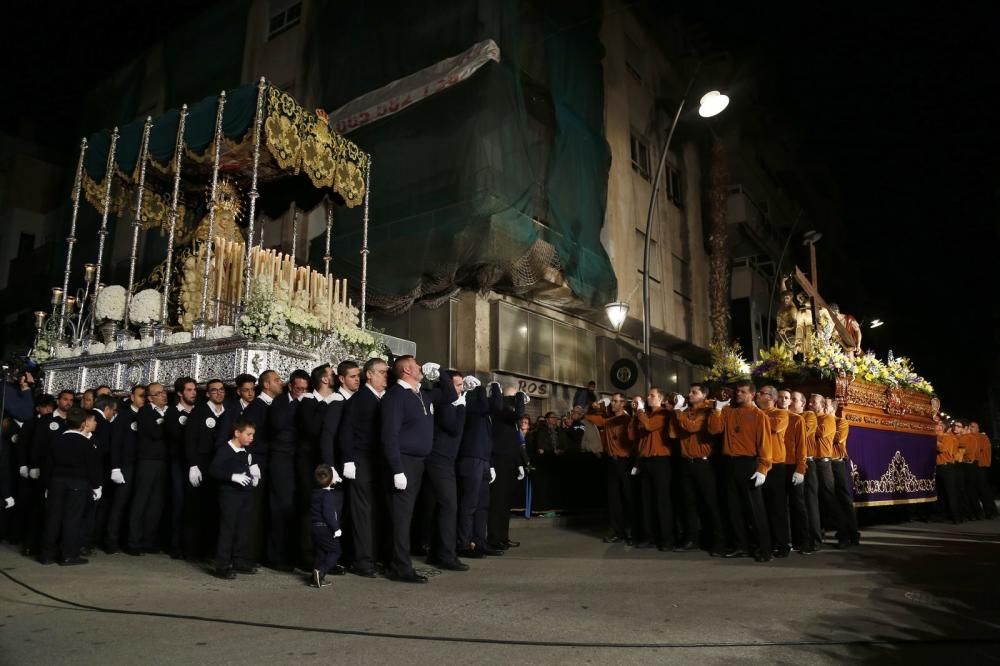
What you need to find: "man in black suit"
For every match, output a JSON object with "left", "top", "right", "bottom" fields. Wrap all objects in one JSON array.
[
  {"left": 105, "top": 384, "right": 145, "bottom": 553},
  {"left": 336, "top": 361, "right": 361, "bottom": 401},
  {"left": 488, "top": 384, "right": 528, "bottom": 551},
  {"left": 380, "top": 356, "right": 456, "bottom": 583},
  {"left": 82, "top": 395, "right": 117, "bottom": 554},
  {"left": 10, "top": 394, "right": 54, "bottom": 552},
  {"left": 184, "top": 378, "right": 227, "bottom": 560},
  {"left": 456, "top": 378, "right": 500, "bottom": 558},
  {"left": 163, "top": 376, "right": 196, "bottom": 559},
  {"left": 296, "top": 365, "right": 340, "bottom": 567},
  {"left": 265, "top": 369, "right": 308, "bottom": 569},
  {"left": 127, "top": 382, "right": 169, "bottom": 554},
  {"left": 27, "top": 389, "right": 74, "bottom": 555},
  {"left": 338, "top": 357, "right": 388, "bottom": 577}
]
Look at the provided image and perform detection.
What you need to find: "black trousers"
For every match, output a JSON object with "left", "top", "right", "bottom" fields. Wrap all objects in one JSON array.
[
  {"left": 456, "top": 457, "right": 490, "bottom": 549},
  {"left": 959, "top": 464, "right": 979, "bottom": 519},
  {"left": 424, "top": 461, "right": 459, "bottom": 563},
  {"left": 128, "top": 460, "right": 166, "bottom": 550},
  {"left": 762, "top": 463, "right": 789, "bottom": 553},
  {"left": 168, "top": 461, "right": 186, "bottom": 555},
  {"left": 785, "top": 468, "right": 811, "bottom": 551},
  {"left": 678, "top": 457, "right": 725, "bottom": 552},
  {"left": 41, "top": 477, "right": 88, "bottom": 561},
  {"left": 105, "top": 464, "right": 135, "bottom": 549},
  {"left": 638, "top": 457, "right": 673, "bottom": 547},
  {"left": 605, "top": 456, "right": 636, "bottom": 539},
  {"left": 296, "top": 449, "right": 321, "bottom": 567},
  {"left": 488, "top": 458, "right": 517, "bottom": 546},
  {"left": 183, "top": 475, "right": 217, "bottom": 559},
  {"left": 935, "top": 464, "right": 961, "bottom": 522},
  {"left": 831, "top": 459, "right": 860, "bottom": 543},
  {"left": 803, "top": 459, "right": 821, "bottom": 546},
  {"left": 14, "top": 476, "right": 44, "bottom": 550},
  {"left": 725, "top": 456, "right": 771, "bottom": 556},
  {"left": 312, "top": 524, "right": 342, "bottom": 575},
  {"left": 347, "top": 456, "right": 386, "bottom": 571},
  {"left": 215, "top": 486, "right": 253, "bottom": 569},
  {"left": 267, "top": 451, "right": 297, "bottom": 566},
  {"left": 977, "top": 466, "right": 997, "bottom": 518},
  {"left": 386, "top": 454, "right": 424, "bottom": 578}
]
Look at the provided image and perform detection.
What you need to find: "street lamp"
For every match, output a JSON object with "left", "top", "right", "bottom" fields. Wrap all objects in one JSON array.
[
  {"left": 605, "top": 302, "right": 630, "bottom": 332},
  {"left": 869, "top": 319, "right": 884, "bottom": 329},
  {"left": 642, "top": 82, "right": 729, "bottom": 390}
]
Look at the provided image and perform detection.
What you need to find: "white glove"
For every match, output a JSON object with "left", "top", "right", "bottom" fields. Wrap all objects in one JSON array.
[
  {"left": 249, "top": 464, "right": 261, "bottom": 480},
  {"left": 634, "top": 398, "right": 645, "bottom": 412},
  {"left": 393, "top": 473, "right": 407, "bottom": 491},
  {"left": 3, "top": 497, "right": 14, "bottom": 509},
  {"left": 600, "top": 397, "right": 611, "bottom": 407},
  {"left": 792, "top": 472, "right": 805, "bottom": 486},
  {"left": 29, "top": 468, "right": 40, "bottom": 480},
  {"left": 421, "top": 362, "right": 441, "bottom": 381},
  {"left": 343, "top": 462, "right": 357, "bottom": 480},
  {"left": 251, "top": 476, "right": 260, "bottom": 487},
  {"left": 751, "top": 472, "right": 766, "bottom": 487},
  {"left": 462, "top": 376, "right": 482, "bottom": 391},
  {"left": 334, "top": 529, "right": 342, "bottom": 538},
  {"left": 674, "top": 395, "right": 686, "bottom": 410},
  {"left": 675, "top": 404, "right": 688, "bottom": 412},
  {"left": 92, "top": 486, "right": 102, "bottom": 501},
  {"left": 189, "top": 466, "right": 202, "bottom": 488},
  {"left": 44, "top": 490, "right": 48, "bottom": 499},
  {"left": 517, "top": 466, "right": 525, "bottom": 481},
  {"left": 19, "top": 466, "right": 29, "bottom": 479},
  {"left": 111, "top": 468, "right": 126, "bottom": 485},
  {"left": 452, "top": 393, "right": 467, "bottom": 407},
  {"left": 715, "top": 399, "right": 730, "bottom": 412},
  {"left": 489, "top": 467, "right": 497, "bottom": 484},
  {"left": 330, "top": 468, "right": 343, "bottom": 485},
  {"left": 231, "top": 473, "right": 252, "bottom": 487},
  {"left": 631, "top": 466, "right": 639, "bottom": 476},
  {"left": 516, "top": 391, "right": 530, "bottom": 404}
]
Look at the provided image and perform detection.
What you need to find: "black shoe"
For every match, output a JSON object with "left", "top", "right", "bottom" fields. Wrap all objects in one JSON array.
[
  {"left": 233, "top": 565, "right": 259, "bottom": 574},
  {"left": 635, "top": 541, "right": 655, "bottom": 549},
  {"left": 428, "top": 558, "right": 469, "bottom": 571},
  {"left": 709, "top": 550, "right": 726, "bottom": 558},
  {"left": 311, "top": 570, "right": 331, "bottom": 588},
  {"left": 773, "top": 549, "right": 791, "bottom": 559},
  {"left": 387, "top": 570, "right": 428, "bottom": 584},
  {"left": 796, "top": 548, "right": 815, "bottom": 556},
  {"left": 349, "top": 565, "right": 377, "bottom": 578},
  {"left": 38, "top": 558, "right": 55, "bottom": 565},
  {"left": 754, "top": 553, "right": 773, "bottom": 563},
  {"left": 123, "top": 547, "right": 144, "bottom": 557},
  {"left": 723, "top": 550, "right": 748, "bottom": 559},
  {"left": 602, "top": 535, "right": 623, "bottom": 544},
  {"left": 835, "top": 540, "right": 851, "bottom": 550},
  {"left": 504, "top": 540, "right": 520, "bottom": 548},
  {"left": 59, "top": 557, "right": 89, "bottom": 566},
  {"left": 481, "top": 545, "right": 505, "bottom": 556},
  {"left": 329, "top": 564, "right": 347, "bottom": 576},
  {"left": 672, "top": 542, "right": 697, "bottom": 552},
  {"left": 850, "top": 534, "right": 861, "bottom": 546},
  {"left": 214, "top": 567, "right": 237, "bottom": 580},
  {"left": 457, "top": 548, "right": 485, "bottom": 559},
  {"left": 80, "top": 547, "right": 93, "bottom": 557}
]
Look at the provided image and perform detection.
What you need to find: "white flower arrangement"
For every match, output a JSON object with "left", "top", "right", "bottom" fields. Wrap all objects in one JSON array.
[
  {"left": 55, "top": 344, "right": 73, "bottom": 359},
  {"left": 287, "top": 306, "right": 322, "bottom": 332},
  {"left": 239, "top": 283, "right": 290, "bottom": 343},
  {"left": 95, "top": 285, "right": 127, "bottom": 322},
  {"left": 167, "top": 332, "right": 192, "bottom": 346},
  {"left": 206, "top": 325, "right": 235, "bottom": 340},
  {"left": 128, "top": 289, "right": 162, "bottom": 325}
]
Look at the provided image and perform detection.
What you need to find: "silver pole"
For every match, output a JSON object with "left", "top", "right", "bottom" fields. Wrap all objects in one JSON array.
[
  {"left": 194, "top": 90, "right": 228, "bottom": 339},
  {"left": 323, "top": 198, "right": 333, "bottom": 277},
  {"left": 360, "top": 158, "right": 371, "bottom": 329},
  {"left": 241, "top": 77, "right": 267, "bottom": 311},
  {"left": 59, "top": 138, "right": 88, "bottom": 335},
  {"left": 289, "top": 201, "right": 298, "bottom": 270},
  {"left": 91, "top": 127, "right": 120, "bottom": 339},
  {"left": 159, "top": 105, "right": 189, "bottom": 328},
  {"left": 122, "top": 117, "right": 153, "bottom": 331}
]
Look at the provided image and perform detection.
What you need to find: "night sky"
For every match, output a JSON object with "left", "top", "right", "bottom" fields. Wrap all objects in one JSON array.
[{"left": 4, "top": 2, "right": 996, "bottom": 421}]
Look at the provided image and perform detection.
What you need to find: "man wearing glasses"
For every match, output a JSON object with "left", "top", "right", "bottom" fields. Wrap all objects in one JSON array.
[
  {"left": 184, "top": 379, "right": 228, "bottom": 560},
  {"left": 128, "top": 383, "right": 169, "bottom": 555}
]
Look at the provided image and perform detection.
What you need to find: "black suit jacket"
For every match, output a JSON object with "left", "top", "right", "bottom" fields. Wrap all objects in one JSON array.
[
  {"left": 185, "top": 403, "right": 226, "bottom": 471},
  {"left": 266, "top": 393, "right": 299, "bottom": 456},
  {"left": 318, "top": 397, "right": 347, "bottom": 467},
  {"left": 338, "top": 386, "right": 381, "bottom": 468},
  {"left": 136, "top": 405, "right": 167, "bottom": 462}
]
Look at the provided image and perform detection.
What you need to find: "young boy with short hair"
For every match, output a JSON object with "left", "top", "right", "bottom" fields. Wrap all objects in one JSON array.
[
  {"left": 209, "top": 418, "right": 260, "bottom": 579},
  {"left": 310, "top": 464, "right": 343, "bottom": 588}
]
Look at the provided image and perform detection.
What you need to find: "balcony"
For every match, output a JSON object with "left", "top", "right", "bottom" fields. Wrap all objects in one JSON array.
[{"left": 726, "top": 185, "right": 784, "bottom": 261}]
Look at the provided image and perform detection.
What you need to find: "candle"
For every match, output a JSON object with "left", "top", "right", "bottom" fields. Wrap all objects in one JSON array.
[
  {"left": 65, "top": 296, "right": 77, "bottom": 314},
  {"left": 342, "top": 279, "right": 347, "bottom": 306},
  {"left": 83, "top": 263, "right": 96, "bottom": 283},
  {"left": 333, "top": 278, "right": 339, "bottom": 310},
  {"left": 51, "top": 287, "right": 64, "bottom": 306},
  {"left": 34, "top": 311, "right": 47, "bottom": 330}
]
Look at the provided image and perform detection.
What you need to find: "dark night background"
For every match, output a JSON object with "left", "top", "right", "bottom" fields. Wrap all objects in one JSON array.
[{"left": 2, "top": 2, "right": 996, "bottom": 421}]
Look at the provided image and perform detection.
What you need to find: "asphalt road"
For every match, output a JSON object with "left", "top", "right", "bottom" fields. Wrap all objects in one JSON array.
[{"left": 1, "top": 517, "right": 999, "bottom": 664}]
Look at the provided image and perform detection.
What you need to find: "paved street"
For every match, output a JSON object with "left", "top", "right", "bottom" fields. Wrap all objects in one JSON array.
[{"left": 1, "top": 517, "right": 999, "bottom": 664}]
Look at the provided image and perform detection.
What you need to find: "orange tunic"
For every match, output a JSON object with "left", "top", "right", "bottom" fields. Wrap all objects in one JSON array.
[
  {"left": 815, "top": 413, "right": 836, "bottom": 459},
  {"left": 707, "top": 405, "right": 773, "bottom": 474},
  {"left": 670, "top": 407, "right": 715, "bottom": 459},
  {"left": 800, "top": 410, "right": 818, "bottom": 458},
  {"left": 629, "top": 408, "right": 671, "bottom": 457},
  {"left": 585, "top": 409, "right": 635, "bottom": 458},
  {"left": 762, "top": 407, "right": 788, "bottom": 466},
  {"left": 957, "top": 433, "right": 979, "bottom": 465},
  {"left": 833, "top": 417, "right": 850, "bottom": 459},
  {"left": 935, "top": 433, "right": 957, "bottom": 466},
  {"left": 975, "top": 433, "right": 992, "bottom": 468},
  {"left": 783, "top": 411, "right": 807, "bottom": 475}
]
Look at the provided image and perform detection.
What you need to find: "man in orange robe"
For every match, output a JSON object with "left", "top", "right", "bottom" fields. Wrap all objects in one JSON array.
[
  {"left": 587, "top": 394, "right": 636, "bottom": 544},
  {"left": 778, "top": 390, "right": 811, "bottom": 553}
]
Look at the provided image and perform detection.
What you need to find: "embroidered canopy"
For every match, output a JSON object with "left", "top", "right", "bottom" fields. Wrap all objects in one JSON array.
[{"left": 80, "top": 82, "right": 369, "bottom": 235}]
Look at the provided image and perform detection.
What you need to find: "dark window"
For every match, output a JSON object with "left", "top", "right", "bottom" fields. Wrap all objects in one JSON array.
[
  {"left": 268, "top": 1, "right": 302, "bottom": 40},
  {"left": 630, "top": 131, "right": 650, "bottom": 180}
]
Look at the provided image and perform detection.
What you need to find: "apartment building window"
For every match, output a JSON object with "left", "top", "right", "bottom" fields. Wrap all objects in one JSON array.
[
  {"left": 672, "top": 254, "right": 691, "bottom": 298},
  {"left": 624, "top": 34, "right": 643, "bottom": 81},
  {"left": 269, "top": 0, "right": 302, "bottom": 40},
  {"left": 668, "top": 165, "right": 684, "bottom": 207},
  {"left": 630, "top": 131, "right": 650, "bottom": 180},
  {"left": 637, "top": 230, "right": 660, "bottom": 282}
]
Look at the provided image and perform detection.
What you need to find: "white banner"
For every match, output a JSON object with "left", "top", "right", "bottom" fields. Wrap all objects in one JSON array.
[{"left": 328, "top": 39, "right": 501, "bottom": 135}]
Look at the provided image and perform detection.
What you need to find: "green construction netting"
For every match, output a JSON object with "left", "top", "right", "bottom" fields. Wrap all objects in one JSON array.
[{"left": 307, "top": 0, "right": 615, "bottom": 310}]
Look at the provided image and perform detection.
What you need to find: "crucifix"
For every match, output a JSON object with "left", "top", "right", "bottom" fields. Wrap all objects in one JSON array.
[{"left": 793, "top": 266, "right": 856, "bottom": 350}]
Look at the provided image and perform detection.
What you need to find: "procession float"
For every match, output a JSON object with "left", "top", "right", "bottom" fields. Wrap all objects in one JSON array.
[{"left": 31, "top": 79, "right": 398, "bottom": 395}]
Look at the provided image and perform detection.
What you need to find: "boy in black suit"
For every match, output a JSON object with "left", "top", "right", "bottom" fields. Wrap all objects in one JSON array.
[
  {"left": 209, "top": 417, "right": 260, "bottom": 579},
  {"left": 310, "top": 464, "right": 343, "bottom": 588}
]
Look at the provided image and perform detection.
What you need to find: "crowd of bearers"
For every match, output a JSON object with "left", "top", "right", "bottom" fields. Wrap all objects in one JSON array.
[{"left": 0, "top": 357, "right": 534, "bottom": 586}]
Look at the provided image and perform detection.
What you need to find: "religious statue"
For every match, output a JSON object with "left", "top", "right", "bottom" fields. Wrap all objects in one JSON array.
[
  {"left": 828, "top": 302, "right": 862, "bottom": 355},
  {"left": 794, "top": 292, "right": 814, "bottom": 355},
  {"left": 776, "top": 290, "right": 798, "bottom": 348},
  {"left": 190, "top": 179, "right": 246, "bottom": 245},
  {"left": 816, "top": 305, "right": 835, "bottom": 342}
]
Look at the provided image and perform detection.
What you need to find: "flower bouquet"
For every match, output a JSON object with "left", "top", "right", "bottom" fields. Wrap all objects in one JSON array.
[{"left": 704, "top": 341, "right": 752, "bottom": 387}]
